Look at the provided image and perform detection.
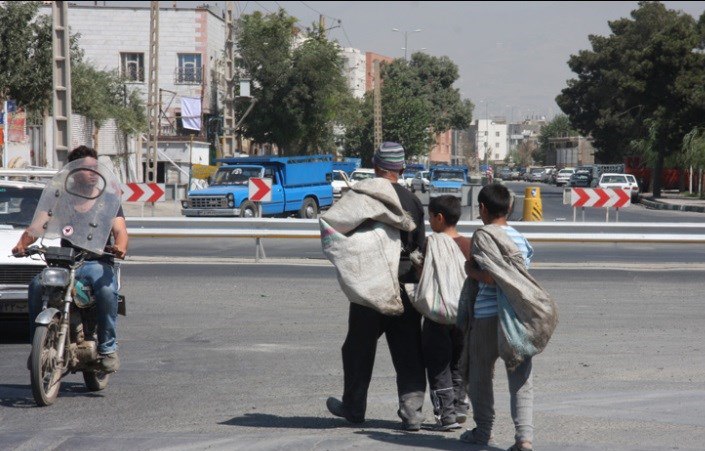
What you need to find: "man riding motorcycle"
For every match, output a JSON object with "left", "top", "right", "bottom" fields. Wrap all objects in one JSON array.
[{"left": 12, "top": 145, "right": 128, "bottom": 373}]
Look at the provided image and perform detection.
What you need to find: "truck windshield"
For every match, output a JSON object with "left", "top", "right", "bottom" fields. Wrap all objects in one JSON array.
[
  {"left": 0, "top": 186, "right": 43, "bottom": 228},
  {"left": 432, "top": 171, "right": 464, "bottom": 181},
  {"left": 212, "top": 167, "right": 263, "bottom": 186}
]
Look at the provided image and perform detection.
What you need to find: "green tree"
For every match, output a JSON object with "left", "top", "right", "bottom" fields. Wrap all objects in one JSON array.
[
  {"left": 344, "top": 52, "right": 473, "bottom": 162},
  {"left": 536, "top": 115, "right": 577, "bottom": 165},
  {"left": 236, "top": 9, "right": 352, "bottom": 154},
  {"left": 682, "top": 127, "right": 705, "bottom": 196},
  {"left": 0, "top": 2, "right": 82, "bottom": 115},
  {"left": 556, "top": 1, "right": 705, "bottom": 197}
]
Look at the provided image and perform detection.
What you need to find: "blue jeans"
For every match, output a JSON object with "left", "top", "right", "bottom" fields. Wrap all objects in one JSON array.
[{"left": 28, "top": 260, "right": 119, "bottom": 354}]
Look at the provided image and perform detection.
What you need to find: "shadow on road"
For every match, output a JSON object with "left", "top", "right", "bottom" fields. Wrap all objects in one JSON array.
[
  {"left": 0, "top": 322, "right": 30, "bottom": 344},
  {"left": 0, "top": 382, "right": 104, "bottom": 408},
  {"left": 354, "top": 429, "right": 505, "bottom": 451},
  {"left": 220, "top": 412, "right": 403, "bottom": 430}
]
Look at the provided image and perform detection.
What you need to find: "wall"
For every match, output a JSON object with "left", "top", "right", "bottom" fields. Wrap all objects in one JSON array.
[{"left": 475, "top": 119, "right": 508, "bottom": 164}]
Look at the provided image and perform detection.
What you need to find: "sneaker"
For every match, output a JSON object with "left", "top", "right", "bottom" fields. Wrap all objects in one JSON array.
[
  {"left": 455, "top": 411, "right": 468, "bottom": 424},
  {"left": 326, "top": 397, "right": 365, "bottom": 424},
  {"left": 100, "top": 352, "right": 120, "bottom": 373},
  {"left": 433, "top": 420, "right": 461, "bottom": 431},
  {"left": 459, "top": 428, "right": 494, "bottom": 445},
  {"left": 397, "top": 409, "right": 422, "bottom": 432}
]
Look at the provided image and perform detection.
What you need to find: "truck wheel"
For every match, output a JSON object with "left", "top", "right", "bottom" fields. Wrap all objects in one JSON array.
[
  {"left": 240, "top": 200, "right": 258, "bottom": 218},
  {"left": 299, "top": 197, "right": 318, "bottom": 219}
]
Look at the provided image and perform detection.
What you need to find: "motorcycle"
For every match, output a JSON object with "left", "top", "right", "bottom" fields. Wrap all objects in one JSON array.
[{"left": 14, "top": 157, "right": 125, "bottom": 406}]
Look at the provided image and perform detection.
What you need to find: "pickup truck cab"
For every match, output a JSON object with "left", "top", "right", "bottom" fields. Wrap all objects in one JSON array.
[
  {"left": 428, "top": 165, "right": 469, "bottom": 198},
  {"left": 181, "top": 155, "right": 334, "bottom": 219}
]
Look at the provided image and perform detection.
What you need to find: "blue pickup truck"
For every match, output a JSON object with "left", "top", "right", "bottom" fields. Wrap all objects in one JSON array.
[
  {"left": 428, "top": 165, "right": 469, "bottom": 199},
  {"left": 181, "top": 155, "right": 334, "bottom": 218}
]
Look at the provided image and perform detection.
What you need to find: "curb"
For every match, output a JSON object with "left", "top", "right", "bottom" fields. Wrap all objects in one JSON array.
[{"left": 640, "top": 197, "right": 705, "bottom": 213}]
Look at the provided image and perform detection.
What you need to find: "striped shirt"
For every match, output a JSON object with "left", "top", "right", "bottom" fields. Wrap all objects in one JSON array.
[{"left": 473, "top": 225, "right": 534, "bottom": 319}]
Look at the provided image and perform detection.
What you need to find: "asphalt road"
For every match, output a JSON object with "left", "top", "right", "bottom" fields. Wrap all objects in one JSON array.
[{"left": 1, "top": 263, "right": 704, "bottom": 450}]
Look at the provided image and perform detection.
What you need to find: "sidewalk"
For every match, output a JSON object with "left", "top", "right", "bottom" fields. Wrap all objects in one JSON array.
[{"left": 639, "top": 190, "right": 705, "bottom": 213}]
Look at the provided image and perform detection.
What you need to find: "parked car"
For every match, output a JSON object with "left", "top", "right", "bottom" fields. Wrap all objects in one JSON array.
[
  {"left": 331, "top": 170, "right": 351, "bottom": 199},
  {"left": 498, "top": 168, "right": 512, "bottom": 181},
  {"left": 529, "top": 168, "right": 545, "bottom": 182},
  {"left": 625, "top": 174, "right": 640, "bottom": 201},
  {"left": 410, "top": 170, "right": 431, "bottom": 193},
  {"left": 349, "top": 168, "right": 376, "bottom": 186},
  {"left": 541, "top": 167, "right": 556, "bottom": 183},
  {"left": 510, "top": 169, "right": 522, "bottom": 181},
  {"left": 598, "top": 173, "right": 639, "bottom": 202},
  {"left": 570, "top": 165, "right": 600, "bottom": 187},
  {"left": 0, "top": 179, "right": 50, "bottom": 324},
  {"left": 555, "top": 168, "right": 575, "bottom": 187}
]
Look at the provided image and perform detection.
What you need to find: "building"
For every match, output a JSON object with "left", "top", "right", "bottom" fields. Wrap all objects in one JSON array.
[
  {"left": 340, "top": 47, "right": 367, "bottom": 99},
  {"left": 428, "top": 130, "right": 453, "bottom": 164},
  {"left": 37, "top": 4, "right": 226, "bottom": 193},
  {"left": 548, "top": 135, "right": 595, "bottom": 168},
  {"left": 475, "top": 118, "right": 508, "bottom": 164}
]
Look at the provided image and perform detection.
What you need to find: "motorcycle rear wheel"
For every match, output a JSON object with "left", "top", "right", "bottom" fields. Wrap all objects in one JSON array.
[
  {"left": 83, "top": 370, "right": 109, "bottom": 391},
  {"left": 30, "top": 319, "right": 62, "bottom": 406}
]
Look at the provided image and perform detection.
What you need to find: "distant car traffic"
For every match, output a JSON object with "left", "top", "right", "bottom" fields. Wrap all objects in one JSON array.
[
  {"left": 529, "top": 168, "right": 545, "bottom": 182},
  {"left": 331, "top": 170, "right": 351, "bottom": 199},
  {"left": 570, "top": 166, "right": 600, "bottom": 187},
  {"left": 349, "top": 168, "right": 375, "bottom": 185},
  {"left": 410, "top": 170, "right": 431, "bottom": 193},
  {"left": 498, "top": 168, "right": 512, "bottom": 180},
  {"left": 598, "top": 173, "right": 639, "bottom": 202},
  {"left": 555, "top": 168, "right": 575, "bottom": 187}
]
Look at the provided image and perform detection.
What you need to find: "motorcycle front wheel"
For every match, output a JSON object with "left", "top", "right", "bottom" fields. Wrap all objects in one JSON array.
[
  {"left": 30, "top": 319, "right": 62, "bottom": 406},
  {"left": 83, "top": 370, "right": 109, "bottom": 391}
]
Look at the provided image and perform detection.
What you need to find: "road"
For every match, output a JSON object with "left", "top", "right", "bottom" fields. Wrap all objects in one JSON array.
[{"left": 1, "top": 263, "right": 703, "bottom": 450}]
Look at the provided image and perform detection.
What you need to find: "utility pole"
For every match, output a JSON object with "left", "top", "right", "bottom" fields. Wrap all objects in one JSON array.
[
  {"left": 51, "top": 1, "right": 72, "bottom": 168},
  {"left": 222, "top": 1, "right": 236, "bottom": 158},
  {"left": 373, "top": 60, "right": 382, "bottom": 150},
  {"left": 145, "top": 0, "right": 160, "bottom": 183},
  {"left": 319, "top": 14, "right": 325, "bottom": 36}
]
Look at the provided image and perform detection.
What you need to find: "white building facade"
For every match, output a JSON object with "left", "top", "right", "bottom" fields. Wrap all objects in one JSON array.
[
  {"left": 475, "top": 119, "right": 508, "bottom": 164},
  {"left": 340, "top": 47, "right": 367, "bottom": 99}
]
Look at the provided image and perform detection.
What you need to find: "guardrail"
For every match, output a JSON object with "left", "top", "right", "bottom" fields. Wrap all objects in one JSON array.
[{"left": 125, "top": 218, "right": 705, "bottom": 243}]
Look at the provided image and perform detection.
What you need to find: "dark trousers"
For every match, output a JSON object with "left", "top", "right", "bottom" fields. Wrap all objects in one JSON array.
[
  {"left": 422, "top": 319, "right": 469, "bottom": 424},
  {"left": 341, "top": 288, "right": 426, "bottom": 424}
]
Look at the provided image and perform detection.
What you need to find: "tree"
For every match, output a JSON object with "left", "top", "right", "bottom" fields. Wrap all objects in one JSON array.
[
  {"left": 343, "top": 52, "right": 473, "bottom": 163},
  {"left": 682, "top": 127, "right": 705, "bottom": 196},
  {"left": 536, "top": 115, "right": 577, "bottom": 165},
  {"left": 0, "top": 2, "right": 82, "bottom": 116},
  {"left": 235, "top": 9, "right": 352, "bottom": 154},
  {"left": 556, "top": 1, "right": 705, "bottom": 197}
]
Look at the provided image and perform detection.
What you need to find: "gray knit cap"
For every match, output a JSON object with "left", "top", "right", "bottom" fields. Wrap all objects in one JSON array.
[{"left": 373, "top": 142, "right": 405, "bottom": 171}]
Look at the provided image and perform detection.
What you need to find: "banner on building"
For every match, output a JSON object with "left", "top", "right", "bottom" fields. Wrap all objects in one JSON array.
[
  {"left": 8, "top": 110, "right": 28, "bottom": 143},
  {"left": 181, "top": 97, "right": 201, "bottom": 131}
]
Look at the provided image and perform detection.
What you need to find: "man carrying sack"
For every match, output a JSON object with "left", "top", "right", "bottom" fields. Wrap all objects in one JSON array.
[{"left": 321, "top": 142, "right": 427, "bottom": 431}]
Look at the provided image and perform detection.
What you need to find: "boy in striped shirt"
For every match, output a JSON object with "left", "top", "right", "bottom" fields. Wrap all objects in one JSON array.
[{"left": 461, "top": 184, "right": 535, "bottom": 451}]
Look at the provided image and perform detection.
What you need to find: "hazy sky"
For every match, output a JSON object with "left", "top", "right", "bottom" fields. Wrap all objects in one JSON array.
[{"left": 74, "top": 1, "right": 705, "bottom": 122}]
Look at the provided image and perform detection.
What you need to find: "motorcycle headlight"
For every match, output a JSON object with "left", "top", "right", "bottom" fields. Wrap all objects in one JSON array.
[{"left": 41, "top": 267, "right": 70, "bottom": 287}]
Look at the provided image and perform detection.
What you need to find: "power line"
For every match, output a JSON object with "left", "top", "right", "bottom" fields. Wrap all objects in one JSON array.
[
  {"left": 252, "top": 1, "right": 272, "bottom": 13},
  {"left": 299, "top": 0, "right": 341, "bottom": 23},
  {"left": 340, "top": 23, "right": 354, "bottom": 48}
]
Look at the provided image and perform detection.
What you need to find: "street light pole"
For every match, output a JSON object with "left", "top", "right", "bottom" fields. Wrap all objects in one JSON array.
[{"left": 392, "top": 28, "right": 422, "bottom": 61}]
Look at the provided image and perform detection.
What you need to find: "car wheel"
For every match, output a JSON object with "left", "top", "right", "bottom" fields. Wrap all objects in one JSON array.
[
  {"left": 240, "top": 200, "right": 258, "bottom": 218},
  {"left": 299, "top": 197, "right": 318, "bottom": 219}
]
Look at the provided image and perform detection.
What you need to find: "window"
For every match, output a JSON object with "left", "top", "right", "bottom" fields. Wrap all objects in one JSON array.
[
  {"left": 176, "top": 53, "right": 202, "bottom": 84},
  {"left": 495, "top": 142, "right": 500, "bottom": 148},
  {"left": 484, "top": 131, "right": 488, "bottom": 136},
  {"left": 121, "top": 53, "right": 144, "bottom": 82},
  {"left": 495, "top": 131, "right": 500, "bottom": 137}
]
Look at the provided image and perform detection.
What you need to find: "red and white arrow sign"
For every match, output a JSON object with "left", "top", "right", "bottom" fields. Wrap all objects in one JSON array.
[
  {"left": 248, "top": 177, "right": 272, "bottom": 202},
  {"left": 121, "top": 183, "right": 166, "bottom": 202},
  {"left": 570, "top": 188, "right": 630, "bottom": 208}
]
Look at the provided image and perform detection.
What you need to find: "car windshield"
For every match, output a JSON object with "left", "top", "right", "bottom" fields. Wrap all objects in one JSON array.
[
  {"left": 0, "top": 186, "right": 43, "bottom": 228},
  {"left": 212, "top": 167, "right": 263, "bottom": 186},
  {"left": 602, "top": 175, "right": 627, "bottom": 184},
  {"left": 432, "top": 171, "right": 465, "bottom": 181},
  {"left": 351, "top": 171, "right": 374, "bottom": 181},
  {"left": 402, "top": 171, "right": 417, "bottom": 179},
  {"left": 559, "top": 170, "right": 574, "bottom": 175}
]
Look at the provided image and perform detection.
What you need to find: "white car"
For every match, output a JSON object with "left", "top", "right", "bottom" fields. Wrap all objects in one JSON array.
[
  {"left": 0, "top": 179, "right": 49, "bottom": 323},
  {"left": 598, "top": 173, "right": 638, "bottom": 201},
  {"left": 349, "top": 168, "right": 376, "bottom": 186},
  {"left": 555, "top": 168, "right": 575, "bottom": 187},
  {"left": 410, "top": 170, "right": 430, "bottom": 193},
  {"left": 625, "top": 174, "right": 640, "bottom": 201},
  {"left": 331, "top": 170, "right": 351, "bottom": 199}
]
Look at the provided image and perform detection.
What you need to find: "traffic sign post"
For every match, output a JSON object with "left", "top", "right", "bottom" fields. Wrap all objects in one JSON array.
[
  {"left": 565, "top": 188, "right": 631, "bottom": 222},
  {"left": 248, "top": 177, "right": 272, "bottom": 262}
]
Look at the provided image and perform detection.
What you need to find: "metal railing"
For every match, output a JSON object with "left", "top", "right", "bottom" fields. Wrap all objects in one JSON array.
[
  {"left": 125, "top": 218, "right": 705, "bottom": 244},
  {"left": 174, "top": 67, "right": 203, "bottom": 84}
]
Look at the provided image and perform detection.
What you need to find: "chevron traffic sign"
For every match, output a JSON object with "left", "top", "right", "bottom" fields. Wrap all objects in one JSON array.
[
  {"left": 121, "top": 183, "right": 166, "bottom": 202},
  {"left": 248, "top": 177, "right": 272, "bottom": 202},
  {"left": 570, "top": 188, "right": 630, "bottom": 208}
]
